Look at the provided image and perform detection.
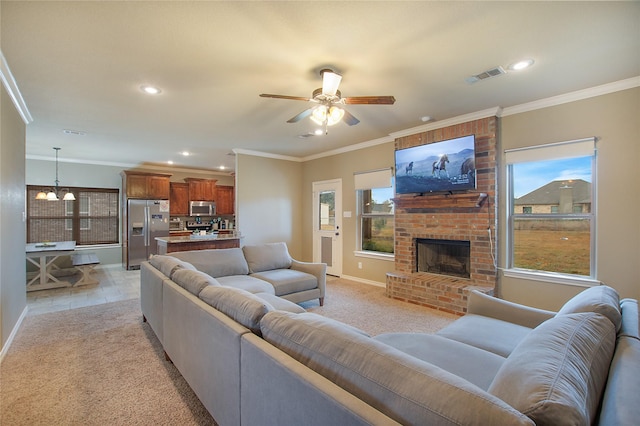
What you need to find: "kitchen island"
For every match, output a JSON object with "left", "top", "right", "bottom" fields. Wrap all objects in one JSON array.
[{"left": 155, "top": 233, "right": 241, "bottom": 254}]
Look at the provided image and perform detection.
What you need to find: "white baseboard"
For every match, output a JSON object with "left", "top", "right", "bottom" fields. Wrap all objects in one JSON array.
[
  {"left": 0, "top": 305, "right": 28, "bottom": 364},
  {"left": 338, "top": 274, "right": 386, "bottom": 288}
]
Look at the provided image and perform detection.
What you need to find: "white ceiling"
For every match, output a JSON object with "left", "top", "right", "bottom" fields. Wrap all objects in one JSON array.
[{"left": 2, "top": 1, "right": 639, "bottom": 173}]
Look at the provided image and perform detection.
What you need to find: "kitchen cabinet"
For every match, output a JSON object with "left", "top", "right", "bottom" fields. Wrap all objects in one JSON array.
[
  {"left": 170, "top": 182, "right": 189, "bottom": 215},
  {"left": 185, "top": 178, "right": 217, "bottom": 202},
  {"left": 216, "top": 185, "right": 235, "bottom": 215},
  {"left": 122, "top": 171, "right": 171, "bottom": 199}
]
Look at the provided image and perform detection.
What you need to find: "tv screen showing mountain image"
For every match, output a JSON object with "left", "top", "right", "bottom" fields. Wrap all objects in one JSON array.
[{"left": 395, "top": 135, "right": 476, "bottom": 194}]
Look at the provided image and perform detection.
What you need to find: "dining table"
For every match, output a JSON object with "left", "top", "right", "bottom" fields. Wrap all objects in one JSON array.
[{"left": 26, "top": 241, "right": 76, "bottom": 291}]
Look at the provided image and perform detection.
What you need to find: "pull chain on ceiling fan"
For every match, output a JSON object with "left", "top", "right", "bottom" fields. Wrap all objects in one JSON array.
[{"left": 260, "top": 69, "right": 395, "bottom": 133}]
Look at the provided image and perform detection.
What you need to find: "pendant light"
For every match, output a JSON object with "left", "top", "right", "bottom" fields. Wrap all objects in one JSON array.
[{"left": 35, "top": 147, "right": 75, "bottom": 201}]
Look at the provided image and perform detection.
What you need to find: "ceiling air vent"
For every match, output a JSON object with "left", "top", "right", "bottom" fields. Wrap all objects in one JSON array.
[{"left": 465, "top": 66, "right": 506, "bottom": 84}]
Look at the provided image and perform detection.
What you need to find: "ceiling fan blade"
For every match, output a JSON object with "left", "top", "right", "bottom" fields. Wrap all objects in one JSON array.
[
  {"left": 343, "top": 96, "right": 396, "bottom": 105},
  {"left": 260, "top": 94, "right": 311, "bottom": 102},
  {"left": 321, "top": 69, "right": 342, "bottom": 96},
  {"left": 287, "top": 108, "right": 313, "bottom": 123},
  {"left": 342, "top": 109, "right": 360, "bottom": 126}
]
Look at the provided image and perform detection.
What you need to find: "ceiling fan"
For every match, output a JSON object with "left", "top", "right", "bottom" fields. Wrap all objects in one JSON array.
[{"left": 260, "top": 69, "right": 395, "bottom": 131}]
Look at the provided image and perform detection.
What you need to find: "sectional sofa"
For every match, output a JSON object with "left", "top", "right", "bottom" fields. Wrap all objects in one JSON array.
[{"left": 140, "top": 243, "right": 639, "bottom": 426}]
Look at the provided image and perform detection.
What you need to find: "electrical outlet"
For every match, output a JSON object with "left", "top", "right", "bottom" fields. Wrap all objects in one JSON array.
[{"left": 358, "top": 262, "right": 362, "bottom": 269}]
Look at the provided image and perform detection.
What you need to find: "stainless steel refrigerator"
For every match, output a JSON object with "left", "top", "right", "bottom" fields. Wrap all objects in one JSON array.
[{"left": 126, "top": 199, "right": 170, "bottom": 269}]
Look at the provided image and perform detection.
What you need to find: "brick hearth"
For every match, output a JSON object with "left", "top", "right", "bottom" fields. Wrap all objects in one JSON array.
[{"left": 386, "top": 116, "right": 498, "bottom": 315}]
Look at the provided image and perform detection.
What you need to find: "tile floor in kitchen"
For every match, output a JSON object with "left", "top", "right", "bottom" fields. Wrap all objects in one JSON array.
[{"left": 27, "top": 266, "right": 141, "bottom": 316}]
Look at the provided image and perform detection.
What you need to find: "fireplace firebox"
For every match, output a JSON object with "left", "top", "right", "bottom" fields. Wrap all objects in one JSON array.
[{"left": 416, "top": 239, "right": 470, "bottom": 279}]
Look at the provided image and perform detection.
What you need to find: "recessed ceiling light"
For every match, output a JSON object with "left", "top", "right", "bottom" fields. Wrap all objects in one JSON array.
[
  {"left": 421, "top": 116, "right": 432, "bottom": 122},
  {"left": 167, "top": 160, "right": 174, "bottom": 165},
  {"left": 181, "top": 151, "right": 190, "bottom": 156},
  {"left": 314, "top": 129, "right": 324, "bottom": 135},
  {"left": 508, "top": 59, "right": 535, "bottom": 71},
  {"left": 140, "top": 85, "right": 162, "bottom": 95},
  {"left": 220, "top": 165, "right": 226, "bottom": 170}
]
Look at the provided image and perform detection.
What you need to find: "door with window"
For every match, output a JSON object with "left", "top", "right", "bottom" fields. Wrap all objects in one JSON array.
[{"left": 312, "top": 179, "right": 342, "bottom": 276}]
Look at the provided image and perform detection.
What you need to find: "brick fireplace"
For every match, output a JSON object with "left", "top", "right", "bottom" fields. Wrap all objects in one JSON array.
[{"left": 386, "top": 116, "right": 498, "bottom": 315}]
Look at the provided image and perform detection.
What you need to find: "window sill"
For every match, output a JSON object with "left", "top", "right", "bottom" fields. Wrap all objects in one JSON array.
[
  {"left": 354, "top": 251, "right": 395, "bottom": 261},
  {"left": 502, "top": 268, "right": 600, "bottom": 288}
]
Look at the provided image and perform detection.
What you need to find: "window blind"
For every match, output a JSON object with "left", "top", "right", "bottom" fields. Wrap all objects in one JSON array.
[
  {"left": 354, "top": 168, "right": 393, "bottom": 190},
  {"left": 504, "top": 137, "right": 596, "bottom": 164}
]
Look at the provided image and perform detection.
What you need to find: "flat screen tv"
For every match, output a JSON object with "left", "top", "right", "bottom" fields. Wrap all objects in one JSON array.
[{"left": 395, "top": 134, "right": 476, "bottom": 194}]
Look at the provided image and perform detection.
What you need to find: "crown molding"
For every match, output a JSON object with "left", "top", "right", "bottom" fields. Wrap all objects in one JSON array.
[
  {"left": 0, "top": 50, "right": 33, "bottom": 124},
  {"left": 302, "top": 135, "right": 394, "bottom": 162},
  {"left": 500, "top": 76, "right": 640, "bottom": 117},
  {"left": 233, "top": 148, "right": 303, "bottom": 163}
]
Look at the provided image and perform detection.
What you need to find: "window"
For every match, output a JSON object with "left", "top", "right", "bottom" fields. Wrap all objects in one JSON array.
[
  {"left": 27, "top": 186, "right": 119, "bottom": 245},
  {"left": 359, "top": 187, "right": 395, "bottom": 254},
  {"left": 506, "top": 138, "right": 596, "bottom": 278},
  {"left": 354, "top": 168, "right": 394, "bottom": 255}
]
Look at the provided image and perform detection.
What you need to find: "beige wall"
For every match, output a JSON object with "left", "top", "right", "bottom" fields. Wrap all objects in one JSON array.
[
  {"left": 499, "top": 87, "right": 640, "bottom": 309},
  {"left": 302, "top": 142, "right": 395, "bottom": 283},
  {"left": 236, "top": 154, "right": 303, "bottom": 258},
  {"left": 1, "top": 84, "right": 27, "bottom": 351}
]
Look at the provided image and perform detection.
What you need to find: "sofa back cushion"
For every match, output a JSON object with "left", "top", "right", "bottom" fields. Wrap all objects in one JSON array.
[
  {"left": 242, "top": 242, "right": 292, "bottom": 273},
  {"left": 199, "top": 286, "right": 273, "bottom": 334},
  {"left": 170, "top": 248, "right": 249, "bottom": 278},
  {"left": 261, "top": 311, "right": 533, "bottom": 426},
  {"left": 488, "top": 312, "right": 615, "bottom": 426},
  {"left": 149, "top": 255, "right": 196, "bottom": 278},
  {"left": 171, "top": 269, "right": 220, "bottom": 296},
  {"left": 557, "top": 285, "right": 621, "bottom": 331}
]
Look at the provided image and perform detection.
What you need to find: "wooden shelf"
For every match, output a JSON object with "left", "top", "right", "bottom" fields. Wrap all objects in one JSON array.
[{"left": 393, "top": 192, "right": 487, "bottom": 210}]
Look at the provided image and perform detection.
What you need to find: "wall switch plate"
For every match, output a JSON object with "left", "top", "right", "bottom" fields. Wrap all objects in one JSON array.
[
  {"left": 343, "top": 211, "right": 352, "bottom": 218},
  {"left": 358, "top": 262, "right": 362, "bottom": 269}
]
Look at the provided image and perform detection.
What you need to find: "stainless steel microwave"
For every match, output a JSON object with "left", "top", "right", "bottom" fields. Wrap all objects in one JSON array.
[{"left": 189, "top": 201, "right": 216, "bottom": 217}]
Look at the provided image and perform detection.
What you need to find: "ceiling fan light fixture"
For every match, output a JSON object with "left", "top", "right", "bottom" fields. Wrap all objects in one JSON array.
[
  {"left": 327, "top": 106, "right": 344, "bottom": 126},
  {"left": 310, "top": 105, "right": 328, "bottom": 125},
  {"left": 321, "top": 69, "right": 342, "bottom": 96}
]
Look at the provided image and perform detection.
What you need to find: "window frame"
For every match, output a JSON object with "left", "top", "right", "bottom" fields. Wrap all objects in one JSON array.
[
  {"left": 27, "top": 185, "right": 119, "bottom": 246},
  {"left": 505, "top": 138, "right": 597, "bottom": 283},
  {"left": 355, "top": 187, "right": 395, "bottom": 259}
]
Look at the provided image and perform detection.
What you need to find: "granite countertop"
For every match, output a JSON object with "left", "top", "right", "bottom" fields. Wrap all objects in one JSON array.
[{"left": 155, "top": 233, "right": 241, "bottom": 243}]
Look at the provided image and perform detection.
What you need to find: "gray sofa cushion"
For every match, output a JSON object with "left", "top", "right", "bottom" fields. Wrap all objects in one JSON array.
[
  {"left": 149, "top": 254, "right": 196, "bottom": 278},
  {"left": 199, "top": 286, "right": 273, "bottom": 335},
  {"left": 217, "top": 275, "right": 275, "bottom": 294},
  {"left": 171, "top": 269, "right": 220, "bottom": 296},
  {"left": 437, "top": 313, "right": 532, "bottom": 357},
  {"left": 488, "top": 312, "right": 616, "bottom": 426},
  {"left": 254, "top": 292, "right": 306, "bottom": 313},
  {"left": 557, "top": 285, "right": 621, "bottom": 332},
  {"left": 261, "top": 311, "right": 533, "bottom": 426},
  {"left": 374, "top": 333, "right": 506, "bottom": 391},
  {"left": 170, "top": 248, "right": 249, "bottom": 278},
  {"left": 250, "top": 269, "right": 317, "bottom": 296},
  {"left": 242, "top": 242, "right": 292, "bottom": 273}
]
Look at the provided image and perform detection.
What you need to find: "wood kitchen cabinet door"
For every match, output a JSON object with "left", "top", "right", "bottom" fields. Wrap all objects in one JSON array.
[
  {"left": 170, "top": 182, "right": 189, "bottom": 215},
  {"left": 185, "top": 178, "right": 217, "bottom": 202},
  {"left": 216, "top": 186, "right": 234, "bottom": 214},
  {"left": 122, "top": 171, "right": 171, "bottom": 199},
  {"left": 147, "top": 175, "right": 170, "bottom": 199}
]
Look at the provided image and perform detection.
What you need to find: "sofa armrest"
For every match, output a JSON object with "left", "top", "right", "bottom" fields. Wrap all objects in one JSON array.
[
  {"left": 467, "top": 290, "right": 556, "bottom": 329},
  {"left": 290, "top": 259, "right": 326, "bottom": 298}
]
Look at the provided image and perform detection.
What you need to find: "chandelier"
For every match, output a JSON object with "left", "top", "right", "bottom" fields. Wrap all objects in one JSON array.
[{"left": 35, "top": 147, "right": 76, "bottom": 201}]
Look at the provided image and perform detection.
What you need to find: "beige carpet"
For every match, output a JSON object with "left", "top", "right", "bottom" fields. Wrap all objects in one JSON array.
[{"left": 1, "top": 278, "right": 456, "bottom": 425}]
